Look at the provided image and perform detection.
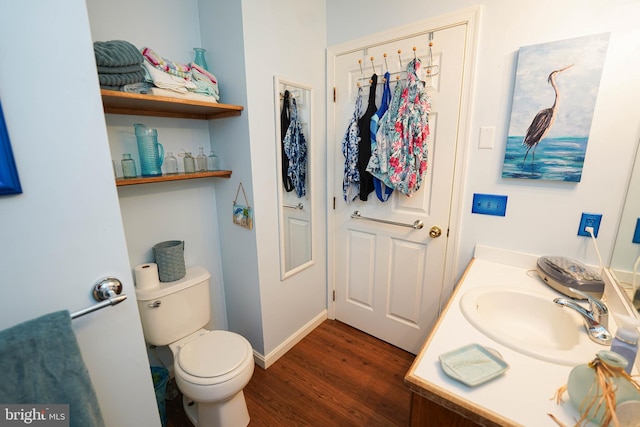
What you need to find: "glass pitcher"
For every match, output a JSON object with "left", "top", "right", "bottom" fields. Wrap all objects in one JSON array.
[{"left": 134, "top": 124, "right": 164, "bottom": 177}]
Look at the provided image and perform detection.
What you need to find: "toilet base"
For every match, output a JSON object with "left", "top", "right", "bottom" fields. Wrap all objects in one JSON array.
[{"left": 182, "top": 391, "right": 250, "bottom": 427}]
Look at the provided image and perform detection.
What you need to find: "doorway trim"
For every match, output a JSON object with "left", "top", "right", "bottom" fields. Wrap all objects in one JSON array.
[{"left": 325, "top": 6, "right": 481, "bottom": 319}]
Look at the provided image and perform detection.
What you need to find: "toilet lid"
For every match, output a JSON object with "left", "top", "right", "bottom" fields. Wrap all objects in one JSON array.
[{"left": 178, "top": 331, "right": 248, "bottom": 378}]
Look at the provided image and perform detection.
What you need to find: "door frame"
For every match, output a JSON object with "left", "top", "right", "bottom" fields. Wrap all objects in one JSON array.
[{"left": 325, "top": 6, "right": 481, "bottom": 319}]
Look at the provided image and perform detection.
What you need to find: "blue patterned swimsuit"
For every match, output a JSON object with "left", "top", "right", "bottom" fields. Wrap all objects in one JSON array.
[
  {"left": 282, "top": 97, "right": 307, "bottom": 197},
  {"left": 342, "top": 87, "right": 363, "bottom": 202}
]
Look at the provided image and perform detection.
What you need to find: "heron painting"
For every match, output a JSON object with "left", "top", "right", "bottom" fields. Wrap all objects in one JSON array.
[{"left": 502, "top": 33, "right": 610, "bottom": 182}]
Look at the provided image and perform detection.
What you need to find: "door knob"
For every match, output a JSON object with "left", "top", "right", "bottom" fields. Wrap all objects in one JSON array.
[{"left": 429, "top": 226, "right": 442, "bottom": 238}]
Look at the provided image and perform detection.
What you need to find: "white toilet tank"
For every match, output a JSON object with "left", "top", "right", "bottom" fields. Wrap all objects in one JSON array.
[{"left": 135, "top": 265, "right": 211, "bottom": 346}]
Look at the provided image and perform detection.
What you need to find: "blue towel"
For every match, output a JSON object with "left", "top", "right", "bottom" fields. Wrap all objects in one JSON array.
[{"left": 0, "top": 310, "right": 105, "bottom": 427}]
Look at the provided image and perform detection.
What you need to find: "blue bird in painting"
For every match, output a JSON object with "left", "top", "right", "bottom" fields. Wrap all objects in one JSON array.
[{"left": 523, "top": 64, "right": 574, "bottom": 167}]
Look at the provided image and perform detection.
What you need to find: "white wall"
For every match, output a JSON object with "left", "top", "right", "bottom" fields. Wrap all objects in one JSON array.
[
  {"left": 86, "top": 0, "right": 329, "bottom": 363},
  {"left": 0, "top": 1, "right": 159, "bottom": 425},
  {"left": 239, "top": 0, "right": 328, "bottom": 357},
  {"left": 327, "top": 0, "right": 640, "bottom": 288},
  {"left": 86, "top": 0, "right": 230, "bottom": 331},
  {"left": 197, "top": 0, "right": 265, "bottom": 353}
]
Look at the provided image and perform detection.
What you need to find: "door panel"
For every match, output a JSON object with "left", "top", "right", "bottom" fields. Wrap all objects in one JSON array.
[
  {"left": 346, "top": 230, "right": 376, "bottom": 308},
  {"left": 332, "top": 24, "right": 467, "bottom": 353}
]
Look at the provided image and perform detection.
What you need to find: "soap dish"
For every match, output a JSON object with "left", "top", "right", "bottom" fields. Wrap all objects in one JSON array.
[{"left": 439, "top": 343, "right": 509, "bottom": 387}]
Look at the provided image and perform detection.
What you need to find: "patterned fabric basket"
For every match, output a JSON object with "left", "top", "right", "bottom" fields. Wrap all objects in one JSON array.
[{"left": 153, "top": 240, "right": 185, "bottom": 282}]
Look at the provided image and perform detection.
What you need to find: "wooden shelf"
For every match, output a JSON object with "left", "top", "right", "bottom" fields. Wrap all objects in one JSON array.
[
  {"left": 116, "top": 170, "right": 232, "bottom": 186},
  {"left": 100, "top": 89, "right": 243, "bottom": 120}
]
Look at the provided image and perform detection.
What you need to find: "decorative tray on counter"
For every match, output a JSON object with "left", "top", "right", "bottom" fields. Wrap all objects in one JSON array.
[{"left": 439, "top": 343, "right": 509, "bottom": 387}]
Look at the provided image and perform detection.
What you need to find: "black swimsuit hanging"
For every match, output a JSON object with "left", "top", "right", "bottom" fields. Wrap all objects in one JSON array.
[
  {"left": 280, "top": 90, "right": 294, "bottom": 193},
  {"left": 357, "top": 73, "right": 378, "bottom": 201}
]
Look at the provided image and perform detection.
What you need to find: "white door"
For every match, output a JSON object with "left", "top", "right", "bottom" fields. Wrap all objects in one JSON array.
[
  {"left": 0, "top": 2, "right": 160, "bottom": 426},
  {"left": 330, "top": 24, "right": 468, "bottom": 354}
]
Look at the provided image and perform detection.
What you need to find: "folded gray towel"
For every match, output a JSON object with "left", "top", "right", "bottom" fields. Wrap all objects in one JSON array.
[
  {"left": 94, "top": 40, "right": 143, "bottom": 67},
  {"left": 0, "top": 311, "right": 105, "bottom": 427},
  {"left": 98, "top": 69, "right": 146, "bottom": 86},
  {"left": 97, "top": 64, "right": 143, "bottom": 74}
]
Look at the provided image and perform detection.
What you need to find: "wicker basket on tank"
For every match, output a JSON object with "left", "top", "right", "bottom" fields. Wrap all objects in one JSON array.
[{"left": 153, "top": 240, "right": 186, "bottom": 282}]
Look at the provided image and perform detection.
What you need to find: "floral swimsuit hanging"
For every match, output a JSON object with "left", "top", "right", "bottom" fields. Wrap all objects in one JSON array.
[{"left": 368, "top": 58, "right": 431, "bottom": 197}]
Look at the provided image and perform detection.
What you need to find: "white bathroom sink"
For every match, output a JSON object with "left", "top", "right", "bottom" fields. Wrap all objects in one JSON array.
[{"left": 459, "top": 286, "right": 604, "bottom": 366}]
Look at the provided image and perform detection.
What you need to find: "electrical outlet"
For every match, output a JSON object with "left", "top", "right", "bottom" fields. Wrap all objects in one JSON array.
[
  {"left": 471, "top": 194, "right": 508, "bottom": 216},
  {"left": 577, "top": 213, "right": 602, "bottom": 237},
  {"left": 633, "top": 218, "right": 640, "bottom": 244}
]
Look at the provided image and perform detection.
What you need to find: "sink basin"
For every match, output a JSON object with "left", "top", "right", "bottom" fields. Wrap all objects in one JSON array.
[{"left": 460, "top": 286, "right": 603, "bottom": 366}]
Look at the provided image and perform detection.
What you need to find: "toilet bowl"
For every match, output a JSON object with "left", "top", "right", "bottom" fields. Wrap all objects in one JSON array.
[
  {"left": 170, "top": 329, "right": 254, "bottom": 426},
  {"left": 135, "top": 266, "right": 255, "bottom": 427}
]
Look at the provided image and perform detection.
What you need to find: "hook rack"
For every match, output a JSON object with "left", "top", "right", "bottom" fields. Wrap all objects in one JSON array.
[
  {"left": 369, "top": 56, "right": 375, "bottom": 84},
  {"left": 355, "top": 37, "right": 441, "bottom": 88},
  {"left": 425, "top": 32, "right": 439, "bottom": 76}
]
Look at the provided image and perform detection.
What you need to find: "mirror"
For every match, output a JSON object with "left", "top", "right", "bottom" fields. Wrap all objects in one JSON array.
[
  {"left": 274, "top": 77, "right": 313, "bottom": 279},
  {"left": 610, "top": 139, "right": 640, "bottom": 312}
]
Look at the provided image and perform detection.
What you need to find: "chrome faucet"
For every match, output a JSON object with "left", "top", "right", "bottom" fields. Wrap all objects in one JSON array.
[{"left": 553, "top": 288, "right": 612, "bottom": 345}]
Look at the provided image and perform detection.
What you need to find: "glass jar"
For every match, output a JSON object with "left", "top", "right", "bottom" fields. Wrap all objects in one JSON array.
[
  {"left": 182, "top": 152, "right": 195, "bottom": 173},
  {"left": 207, "top": 151, "right": 219, "bottom": 171},
  {"left": 567, "top": 350, "right": 640, "bottom": 424},
  {"left": 164, "top": 152, "right": 178, "bottom": 174},
  {"left": 195, "top": 147, "right": 207, "bottom": 172},
  {"left": 121, "top": 153, "right": 137, "bottom": 178}
]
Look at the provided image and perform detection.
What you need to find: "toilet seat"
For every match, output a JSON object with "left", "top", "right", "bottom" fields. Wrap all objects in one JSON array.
[
  {"left": 174, "top": 330, "right": 254, "bottom": 388},
  {"left": 178, "top": 330, "right": 249, "bottom": 378}
]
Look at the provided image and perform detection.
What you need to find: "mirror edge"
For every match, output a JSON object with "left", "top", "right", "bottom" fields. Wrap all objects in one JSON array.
[{"left": 608, "top": 136, "right": 640, "bottom": 315}]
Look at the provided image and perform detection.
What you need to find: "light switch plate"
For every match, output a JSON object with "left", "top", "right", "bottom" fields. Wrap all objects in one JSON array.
[{"left": 478, "top": 126, "right": 495, "bottom": 149}]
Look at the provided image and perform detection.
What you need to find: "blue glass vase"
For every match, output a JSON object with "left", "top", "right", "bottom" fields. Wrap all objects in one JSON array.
[{"left": 193, "top": 48, "right": 208, "bottom": 71}]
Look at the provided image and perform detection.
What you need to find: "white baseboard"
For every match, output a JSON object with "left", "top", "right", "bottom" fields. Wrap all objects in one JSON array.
[{"left": 252, "top": 309, "right": 328, "bottom": 369}]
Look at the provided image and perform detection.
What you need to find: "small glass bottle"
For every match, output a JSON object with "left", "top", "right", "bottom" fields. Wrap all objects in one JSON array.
[
  {"left": 182, "top": 152, "right": 195, "bottom": 173},
  {"left": 164, "top": 152, "right": 178, "bottom": 175},
  {"left": 121, "top": 153, "right": 137, "bottom": 178},
  {"left": 195, "top": 147, "right": 207, "bottom": 172},
  {"left": 193, "top": 48, "right": 208, "bottom": 71},
  {"left": 207, "top": 151, "right": 219, "bottom": 171}
]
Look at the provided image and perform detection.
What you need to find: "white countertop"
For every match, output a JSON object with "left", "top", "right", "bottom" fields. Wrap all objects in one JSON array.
[{"left": 406, "top": 245, "right": 636, "bottom": 427}]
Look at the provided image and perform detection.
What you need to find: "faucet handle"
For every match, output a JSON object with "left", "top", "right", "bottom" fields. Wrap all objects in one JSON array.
[{"left": 569, "top": 287, "right": 608, "bottom": 327}]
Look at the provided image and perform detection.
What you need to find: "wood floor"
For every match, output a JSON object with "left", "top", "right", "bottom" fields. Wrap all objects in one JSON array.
[{"left": 165, "top": 320, "right": 416, "bottom": 426}]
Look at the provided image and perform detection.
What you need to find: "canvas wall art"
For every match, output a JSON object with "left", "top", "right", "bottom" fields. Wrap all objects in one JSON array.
[
  {"left": 502, "top": 33, "right": 610, "bottom": 182},
  {"left": 0, "top": 100, "right": 22, "bottom": 195}
]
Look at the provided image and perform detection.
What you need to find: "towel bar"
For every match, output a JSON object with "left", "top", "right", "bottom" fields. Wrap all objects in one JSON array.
[
  {"left": 71, "top": 277, "right": 127, "bottom": 319},
  {"left": 351, "top": 210, "right": 424, "bottom": 230},
  {"left": 284, "top": 202, "right": 304, "bottom": 209}
]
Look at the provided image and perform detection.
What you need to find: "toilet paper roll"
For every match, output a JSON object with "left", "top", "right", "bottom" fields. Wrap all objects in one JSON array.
[{"left": 134, "top": 263, "right": 160, "bottom": 290}]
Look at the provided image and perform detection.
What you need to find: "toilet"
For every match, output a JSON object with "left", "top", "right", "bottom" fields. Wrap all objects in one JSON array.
[{"left": 135, "top": 265, "right": 254, "bottom": 427}]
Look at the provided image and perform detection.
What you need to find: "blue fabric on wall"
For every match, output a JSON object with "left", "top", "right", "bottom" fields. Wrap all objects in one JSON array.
[{"left": 0, "top": 310, "right": 105, "bottom": 427}]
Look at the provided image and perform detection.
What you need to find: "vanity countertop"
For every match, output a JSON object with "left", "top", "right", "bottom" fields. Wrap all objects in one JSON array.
[{"left": 405, "top": 245, "right": 636, "bottom": 426}]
